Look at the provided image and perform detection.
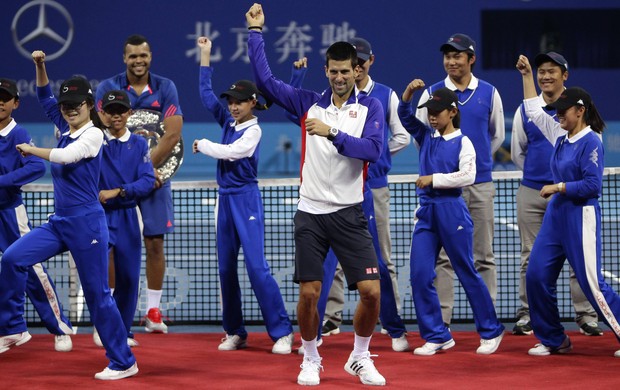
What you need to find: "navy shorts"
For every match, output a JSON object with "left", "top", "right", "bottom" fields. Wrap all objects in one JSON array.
[
  {"left": 293, "top": 205, "right": 379, "bottom": 290},
  {"left": 139, "top": 180, "right": 174, "bottom": 236}
]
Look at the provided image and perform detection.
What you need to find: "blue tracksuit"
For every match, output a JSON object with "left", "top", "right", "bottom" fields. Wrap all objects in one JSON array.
[
  {"left": 96, "top": 71, "right": 183, "bottom": 236},
  {"left": 100, "top": 130, "right": 155, "bottom": 338},
  {"left": 0, "top": 84, "right": 136, "bottom": 370},
  {"left": 527, "top": 127, "right": 620, "bottom": 347},
  {"left": 398, "top": 100, "right": 504, "bottom": 343},
  {"left": 198, "top": 66, "right": 292, "bottom": 341},
  {"left": 0, "top": 120, "right": 72, "bottom": 336}
]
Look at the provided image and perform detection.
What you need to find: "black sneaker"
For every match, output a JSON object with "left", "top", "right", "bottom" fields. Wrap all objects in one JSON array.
[
  {"left": 512, "top": 320, "right": 533, "bottom": 335},
  {"left": 321, "top": 320, "right": 340, "bottom": 336},
  {"left": 580, "top": 321, "right": 603, "bottom": 336}
]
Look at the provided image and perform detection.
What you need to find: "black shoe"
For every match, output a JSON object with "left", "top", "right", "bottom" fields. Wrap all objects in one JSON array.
[
  {"left": 580, "top": 321, "right": 603, "bottom": 336},
  {"left": 512, "top": 320, "right": 533, "bottom": 335},
  {"left": 321, "top": 320, "right": 340, "bottom": 336}
]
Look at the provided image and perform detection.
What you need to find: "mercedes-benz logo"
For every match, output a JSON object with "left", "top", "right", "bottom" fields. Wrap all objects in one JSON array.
[{"left": 11, "top": 0, "right": 74, "bottom": 61}]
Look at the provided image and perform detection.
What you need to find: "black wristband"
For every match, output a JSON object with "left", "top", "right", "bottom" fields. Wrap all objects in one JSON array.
[{"left": 248, "top": 26, "right": 263, "bottom": 31}]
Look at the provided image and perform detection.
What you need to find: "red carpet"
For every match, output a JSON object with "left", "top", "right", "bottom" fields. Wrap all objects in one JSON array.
[{"left": 1, "top": 331, "right": 619, "bottom": 389}]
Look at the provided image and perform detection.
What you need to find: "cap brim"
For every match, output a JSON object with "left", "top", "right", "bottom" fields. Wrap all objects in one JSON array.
[
  {"left": 357, "top": 53, "right": 371, "bottom": 61},
  {"left": 102, "top": 101, "right": 131, "bottom": 110},
  {"left": 417, "top": 101, "right": 453, "bottom": 111},
  {"left": 58, "top": 94, "right": 89, "bottom": 104},
  {"left": 440, "top": 43, "right": 473, "bottom": 53},
  {"left": 0, "top": 87, "right": 18, "bottom": 97},
  {"left": 545, "top": 100, "right": 573, "bottom": 111},
  {"left": 220, "top": 91, "right": 254, "bottom": 101}
]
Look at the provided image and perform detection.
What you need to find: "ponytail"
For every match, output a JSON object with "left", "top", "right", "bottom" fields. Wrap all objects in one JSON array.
[{"left": 585, "top": 102, "right": 606, "bottom": 134}]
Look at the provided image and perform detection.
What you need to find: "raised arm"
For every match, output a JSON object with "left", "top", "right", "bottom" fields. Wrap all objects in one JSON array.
[
  {"left": 397, "top": 79, "right": 430, "bottom": 146},
  {"left": 517, "top": 55, "right": 564, "bottom": 143},
  {"left": 32, "top": 50, "right": 66, "bottom": 131},
  {"left": 197, "top": 36, "right": 230, "bottom": 127},
  {"left": 246, "top": 3, "right": 318, "bottom": 118}
]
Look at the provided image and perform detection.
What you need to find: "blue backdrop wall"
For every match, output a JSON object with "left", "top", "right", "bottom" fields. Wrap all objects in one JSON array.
[{"left": 3, "top": 0, "right": 619, "bottom": 180}]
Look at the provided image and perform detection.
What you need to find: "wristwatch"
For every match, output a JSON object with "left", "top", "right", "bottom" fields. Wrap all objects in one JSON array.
[
  {"left": 327, "top": 127, "right": 339, "bottom": 141},
  {"left": 119, "top": 186, "right": 127, "bottom": 198}
]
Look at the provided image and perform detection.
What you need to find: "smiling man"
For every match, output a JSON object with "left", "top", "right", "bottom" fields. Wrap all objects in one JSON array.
[
  {"left": 511, "top": 51, "right": 602, "bottom": 337},
  {"left": 246, "top": 3, "right": 386, "bottom": 386},
  {"left": 415, "top": 33, "right": 505, "bottom": 329}
]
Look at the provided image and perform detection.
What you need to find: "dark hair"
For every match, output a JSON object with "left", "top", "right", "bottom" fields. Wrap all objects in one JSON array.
[
  {"left": 584, "top": 102, "right": 606, "bottom": 134},
  {"left": 452, "top": 110, "right": 461, "bottom": 129},
  {"left": 124, "top": 34, "right": 150, "bottom": 52},
  {"left": 84, "top": 96, "right": 105, "bottom": 130},
  {"left": 325, "top": 41, "right": 357, "bottom": 69}
]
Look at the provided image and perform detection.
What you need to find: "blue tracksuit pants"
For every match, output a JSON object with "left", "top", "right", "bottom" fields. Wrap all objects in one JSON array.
[
  {"left": 0, "top": 205, "right": 72, "bottom": 336},
  {"left": 0, "top": 207, "right": 135, "bottom": 370},
  {"left": 106, "top": 206, "right": 142, "bottom": 339},
  {"left": 410, "top": 198, "right": 504, "bottom": 343},
  {"left": 527, "top": 198, "right": 620, "bottom": 348},
  {"left": 216, "top": 186, "right": 292, "bottom": 341}
]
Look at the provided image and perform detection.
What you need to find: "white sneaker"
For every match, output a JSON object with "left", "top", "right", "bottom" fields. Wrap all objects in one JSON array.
[
  {"left": 297, "top": 357, "right": 323, "bottom": 386},
  {"left": 614, "top": 350, "right": 620, "bottom": 358},
  {"left": 94, "top": 362, "right": 139, "bottom": 380},
  {"left": 380, "top": 328, "right": 388, "bottom": 335},
  {"left": 477, "top": 332, "right": 503, "bottom": 355},
  {"left": 93, "top": 328, "right": 103, "bottom": 347},
  {"left": 528, "top": 336, "right": 572, "bottom": 356},
  {"left": 298, "top": 337, "right": 323, "bottom": 355},
  {"left": 127, "top": 338, "right": 139, "bottom": 348},
  {"left": 218, "top": 334, "right": 247, "bottom": 351},
  {"left": 0, "top": 331, "right": 32, "bottom": 354},
  {"left": 54, "top": 335, "right": 72, "bottom": 352},
  {"left": 272, "top": 332, "right": 294, "bottom": 354},
  {"left": 413, "top": 339, "right": 455, "bottom": 356},
  {"left": 391, "top": 334, "right": 409, "bottom": 352},
  {"left": 344, "top": 351, "right": 386, "bottom": 386}
]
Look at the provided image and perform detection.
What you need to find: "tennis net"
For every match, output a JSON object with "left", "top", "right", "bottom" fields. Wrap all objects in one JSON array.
[{"left": 19, "top": 168, "right": 620, "bottom": 326}]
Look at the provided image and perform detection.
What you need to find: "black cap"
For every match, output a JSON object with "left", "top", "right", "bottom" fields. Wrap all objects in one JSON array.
[
  {"left": 220, "top": 80, "right": 260, "bottom": 101},
  {"left": 440, "top": 33, "right": 476, "bottom": 54},
  {"left": 535, "top": 51, "right": 569, "bottom": 71},
  {"left": 418, "top": 87, "right": 459, "bottom": 111},
  {"left": 58, "top": 76, "right": 93, "bottom": 104},
  {"left": 545, "top": 87, "right": 591, "bottom": 111},
  {"left": 102, "top": 90, "right": 132, "bottom": 110},
  {"left": 348, "top": 37, "right": 372, "bottom": 61},
  {"left": 0, "top": 78, "right": 19, "bottom": 98}
]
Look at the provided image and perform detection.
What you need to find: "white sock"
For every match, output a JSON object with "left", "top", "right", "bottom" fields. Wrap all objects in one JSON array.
[
  {"left": 147, "top": 289, "right": 163, "bottom": 310},
  {"left": 302, "top": 337, "right": 320, "bottom": 361},
  {"left": 353, "top": 333, "right": 372, "bottom": 358},
  {"left": 110, "top": 288, "right": 115, "bottom": 296}
]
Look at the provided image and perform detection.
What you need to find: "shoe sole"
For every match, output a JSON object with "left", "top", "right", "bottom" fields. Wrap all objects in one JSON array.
[
  {"left": 344, "top": 363, "right": 386, "bottom": 386},
  {"left": 297, "top": 378, "right": 320, "bottom": 386},
  {"left": 580, "top": 328, "right": 603, "bottom": 336},
  {"left": 512, "top": 328, "right": 533, "bottom": 336},
  {"left": 0, "top": 332, "right": 32, "bottom": 354},
  {"left": 529, "top": 338, "right": 573, "bottom": 356},
  {"left": 218, "top": 342, "right": 248, "bottom": 351},
  {"left": 321, "top": 328, "right": 340, "bottom": 336},
  {"left": 94, "top": 364, "right": 139, "bottom": 380},
  {"left": 414, "top": 339, "right": 455, "bottom": 356},
  {"left": 145, "top": 326, "right": 168, "bottom": 334}
]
